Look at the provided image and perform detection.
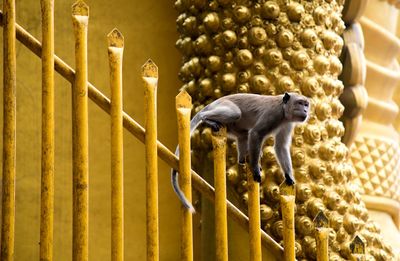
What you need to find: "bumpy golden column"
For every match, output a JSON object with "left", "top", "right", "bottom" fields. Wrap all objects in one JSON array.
[
  {"left": 211, "top": 128, "right": 228, "bottom": 261},
  {"left": 40, "top": 0, "right": 55, "bottom": 260},
  {"left": 175, "top": 0, "right": 395, "bottom": 259},
  {"left": 246, "top": 165, "right": 262, "bottom": 261},
  {"left": 1, "top": 0, "right": 16, "bottom": 260},
  {"left": 143, "top": 59, "right": 159, "bottom": 261},
  {"left": 72, "top": 1, "right": 89, "bottom": 260},
  {"left": 108, "top": 28, "right": 124, "bottom": 261},
  {"left": 176, "top": 91, "right": 193, "bottom": 261},
  {"left": 280, "top": 184, "right": 295, "bottom": 261}
]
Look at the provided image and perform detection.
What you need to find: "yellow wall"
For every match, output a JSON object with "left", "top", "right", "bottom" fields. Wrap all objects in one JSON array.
[{"left": 0, "top": 0, "right": 182, "bottom": 260}]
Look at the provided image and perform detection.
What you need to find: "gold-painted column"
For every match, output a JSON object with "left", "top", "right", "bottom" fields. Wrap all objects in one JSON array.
[
  {"left": 314, "top": 211, "right": 329, "bottom": 261},
  {"left": 40, "top": 0, "right": 55, "bottom": 260},
  {"left": 176, "top": 91, "right": 193, "bottom": 261},
  {"left": 108, "top": 28, "right": 124, "bottom": 261},
  {"left": 72, "top": 1, "right": 89, "bottom": 260},
  {"left": 247, "top": 166, "right": 261, "bottom": 261},
  {"left": 212, "top": 129, "right": 228, "bottom": 261},
  {"left": 1, "top": 0, "right": 16, "bottom": 260},
  {"left": 142, "top": 59, "right": 159, "bottom": 261},
  {"left": 280, "top": 184, "right": 295, "bottom": 261}
]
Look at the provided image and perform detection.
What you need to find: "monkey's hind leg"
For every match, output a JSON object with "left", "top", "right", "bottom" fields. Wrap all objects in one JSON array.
[
  {"left": 200, "top": 101, "right": 241, "bottom": 132},
  {"left": 236, "top": 133, "right": 249, "bottom": 164}
]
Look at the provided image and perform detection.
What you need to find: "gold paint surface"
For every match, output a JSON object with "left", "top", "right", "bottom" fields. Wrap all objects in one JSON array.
[
  {"left": 72, "top": 1, "right": 89, "bottom": 260},
  {"left": 212, "top": 128, "right": 228, "bottom": 261},
  {"left": 176, "top": 91, "right": 193, "bottom": 261},
  {"left": 40, "top": 0, "right": 55, "bottom": 260},
  {"left": 280, "top": 195, "right": 295, "bottom": 261},
  {"left": 108, "top": 28, "right": 124, "bottom": 261},
  {"left": 246, "top": 166, "right": 262, "bottom": 261},
  {"left": 143, "top": 60, "right": 159, "bottom": 261},
  {"left": 1, "top": 0, "right": 16, "bottom": 260}
]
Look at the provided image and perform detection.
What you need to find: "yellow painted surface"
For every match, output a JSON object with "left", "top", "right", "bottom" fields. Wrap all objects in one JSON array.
[
  {"left": 247, "top": 166, "right": 262, "bottom": 261},
  {"left": 40, "top": 0, "right": 55, "bottom": 260},
  {"left": 143, "top": 60, "right": 159, "bottom": 261},
  {"left": 108, "top": 28, "right": 124, "bottom": 261},
  {"left": 1, "top": 0, "right": 16, "bottom": 260},
  {"left": 280, "top": 195, "right": 295, "bottom": 261},
  {"left": 72, "top": 1, "right": 89, "bottom": 260},
  {"left": 315, "top": 228, "right": 329, "bottom": 261},
  {"left": 211, "top": 129, "right": 228, "bottom": 261},
  {"left": 176, "top": 91, "right": 193, "bottom": 261}
]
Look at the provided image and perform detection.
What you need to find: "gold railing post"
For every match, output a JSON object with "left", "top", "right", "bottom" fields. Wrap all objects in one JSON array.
[
  {"left": 108, "top": 28, "right": 124, "bottom": 261},
  {"left": 72, "top": 1, "right": 89, "bottom": 260},
  {"left": 314, "top": 211, "right": 329, "bottom": 261},
  {"left": 246, "top": 165, "right": 262, "bottom": 261},
  {"left": 40, "top": 0, "right": 55, "bottom": 260},
  {"left": 176, "top": 91, "right": 193, "bottom": 261},
  {"left": 350, "top": 235, "right": 365, "bottom": 261},
  {"left": 280, "top": 183, "right": 296, "bottom": 261},
  {"left": 1, "top": 0, "right": 16, "bottom": 259},
  {"left": 0, "top": 17, "right": 284, "bottom": 256},
  {"left": 212, "top": 128, "right": 228, "bottom": 261},
  {"left": 142, "top": 59, "right": 159, "bottom": 261}
]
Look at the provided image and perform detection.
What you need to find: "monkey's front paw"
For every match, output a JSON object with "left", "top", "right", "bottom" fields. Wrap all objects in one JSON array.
[
  {"left": 284, "top": 174, "right": 295, "bottom": 186},
  {"left": 252, "top": 167, "right": 262, "bottom": 183}
]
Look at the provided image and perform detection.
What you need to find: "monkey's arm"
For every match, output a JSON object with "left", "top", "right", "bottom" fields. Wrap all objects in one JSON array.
[{"left": 274, "top": 123, "right": 295, "bottom": 185}]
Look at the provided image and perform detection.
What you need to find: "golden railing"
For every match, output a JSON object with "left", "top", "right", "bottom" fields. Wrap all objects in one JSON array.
[{"left": 0, "top": 1, "right": 367, "bottom": 260}]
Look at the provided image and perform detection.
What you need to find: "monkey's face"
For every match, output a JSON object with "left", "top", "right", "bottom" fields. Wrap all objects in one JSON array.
[{"left": 285, "top": 95, "right": 310, "bottom": 122}]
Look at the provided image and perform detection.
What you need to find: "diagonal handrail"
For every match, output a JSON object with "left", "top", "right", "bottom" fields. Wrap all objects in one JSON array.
[{"left": 0, "top": 10, "right": 284, "bottom": 258}]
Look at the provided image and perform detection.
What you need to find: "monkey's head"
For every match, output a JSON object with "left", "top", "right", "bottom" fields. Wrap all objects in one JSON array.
[{"left": 282, "top": 92, "right": 310, "bottom": 122}]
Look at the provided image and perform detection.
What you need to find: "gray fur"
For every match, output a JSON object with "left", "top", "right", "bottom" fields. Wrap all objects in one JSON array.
[{"left": 171, "top": 92, "right": 310, "bottom": 212}]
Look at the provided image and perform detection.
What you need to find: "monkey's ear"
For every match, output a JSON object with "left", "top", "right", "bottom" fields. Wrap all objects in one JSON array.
[{"left": 283, "top": 92, "right": 291, "bottom": 104}]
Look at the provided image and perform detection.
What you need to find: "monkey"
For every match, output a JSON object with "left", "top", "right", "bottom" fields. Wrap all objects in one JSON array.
[{"left": 171, "top": 92, "right": 310, "bottom": 213}]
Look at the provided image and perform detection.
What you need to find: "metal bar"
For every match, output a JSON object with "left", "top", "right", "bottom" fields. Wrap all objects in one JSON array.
[
  {"left": 315, "top": 228, "right": 329, "bottom": 261},
  {"left": 142, "top": 60, "right": 159, "bottom": 261},
  {"left": 108, "top": 28, "right": 124, "bottom": 261},
  {"left": 247, "top": 166, "right": 262, "bottom": 261},
  {"left": 280, "top": 195, "right": 295, "bottom": 261},
  {"left": 212, "top": 129, "right": 228, "bottom": 261},
  {"left": 40, "top": 0, "right": 55, "bottom": 260},
  {"left": 176, "top": 91, "right": 193, "bottom": 261},
  {"left": 314, "top": 211, "right": 329, "bottom": 261},
  {"left": 1, "top": 0, "right": 16, "bottom": 260},
  {"left": 71, "top": 1, "right": 89, "bottom": 260},
  {"left": 0, "top": 15, "right": 284, "bottom": 258}
]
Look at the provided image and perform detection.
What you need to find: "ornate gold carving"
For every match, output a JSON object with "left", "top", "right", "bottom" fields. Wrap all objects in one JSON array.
[
  {"left": 350, "top": 136, "right": 400, "bottom": 201},
  {"left": 175, "top": 0, "right": 395, "bottom": 259}
]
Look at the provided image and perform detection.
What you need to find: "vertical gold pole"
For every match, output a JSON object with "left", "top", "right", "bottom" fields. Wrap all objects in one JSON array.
[
  {"left": 212, "top": 128, "right": 228, "bottom": 261},
  {"left": 247, "top": 166, "right": 262, "bottom": 261},
  {"left": 1, "top": 0, "right": 16, "bottom": 260},
  {"left": 315, "top": 228, "right": 329, "bottom": 261},
  {"left": 108, "top": 28, "right": 124, "bottom": 261},
  {"left": 314, "top": 211, "right": 329, "bottom": 261},
  {"left": 280, "top": 184, "right": 296, "bottom": 261},
  {"left": 176, "top": 91, "right": 193, "bottom": 261},
  {"left": 40, "top": 0, "right": 55, "bottom": 260},
  {"left": 142, "top": 60, "right": 159, "bottom": 261},
  {"left": 72, "top": 1, "right": 89, "bottom": 260}
]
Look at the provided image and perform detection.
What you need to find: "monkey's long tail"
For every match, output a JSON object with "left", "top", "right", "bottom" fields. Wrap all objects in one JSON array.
[{"left": 171, "top": 112, "right": 203, "bottom": 214}]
